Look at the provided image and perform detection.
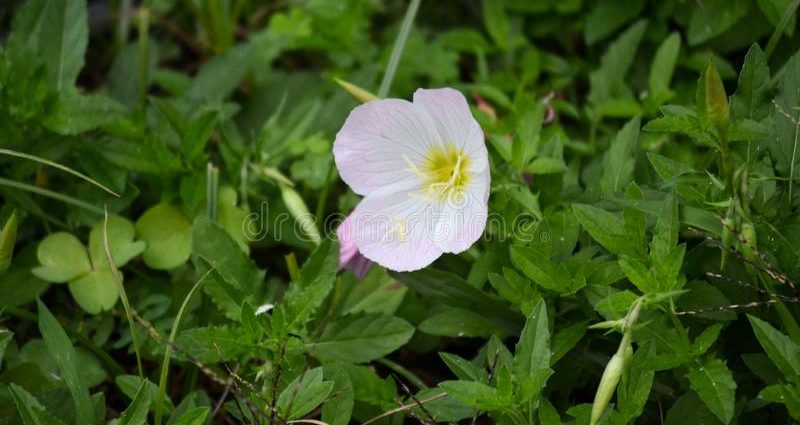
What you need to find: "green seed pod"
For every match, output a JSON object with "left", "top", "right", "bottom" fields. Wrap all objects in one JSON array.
[
  {"left": 280, "top": 184, "right": 322, "bottom": 244},
  {"left": 590, "top": 351, "right": 626, "bottom": 425},
  {"left": 740, "top": 222, "right": 757, "bottom": 262}
]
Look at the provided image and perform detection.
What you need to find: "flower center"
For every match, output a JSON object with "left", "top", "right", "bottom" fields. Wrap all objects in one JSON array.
[{"left": 420, "top": 144, "right": 470, "bottom": 201}]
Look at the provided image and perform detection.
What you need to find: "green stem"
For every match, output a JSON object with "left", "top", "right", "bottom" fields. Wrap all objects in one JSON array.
[
  {"left": 765, "top": 0, "right": 800, "bottom": 60},
  {"left": 376, "top": 357, "right": 428, "bottom": 390},
  {"left": 377, "top": 0, "right": 422, "bottom": 98}
]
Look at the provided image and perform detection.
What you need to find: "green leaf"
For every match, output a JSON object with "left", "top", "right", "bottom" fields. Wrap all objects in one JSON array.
[
  {"left": 539, "top": 398, "right": 563, "bottom": 425},
  {"left": 439, "top": 380, "right": 509, "bottom": 411},
  {"left": 8, "top": 0, "right": 88, "bottom": 91},
  {"left": 730, "top": 44, "right": 771, "bottom": 121},
  {"left": 758, "top": 384, "right": 800, "bottom": 419},
  {"left": 192, "top": 216, "right": 264, "bottom": 321},
  {"left": 306, "top": 314, "right": 414, "bottom": 363},
  {"left": 32, "top": 232, "right": 91, "bottom": 282},
  {"left": 648, "top": 33, "right": 681, "bottom": 103},
  {"left": 394, "top": 269, "right": 524, "bottom": 334},
  {"left": 88, "top": 215, "right": 145, "bottom": 269},
  {"left": 176, "top": 326, "right": 257, "bottom": 363},
  {"left": 651, "top": 193, "right": 679, "bottom": 259},
  {"left": 9, "top": 383, "right": 67, "bottom": 425},
  {"left": 757, "top": 0, "right": 797, "bottom": 33},
  {"left": 510, "top": 245, "right": 577, "bottom": 293},
  {"left": 0, "top": 211, "right": 18, "bottom": 273},
  {"left": 440, "top": 352, "right": 488, "bottom": 382},
  {"left": 169, "top": 407, "right": 210, "bottom": 425},
  {"left": 572, "top": 204, "right": 641, "bottom": 258},
  {"left": 42, "top": 91, "right": 125, "bottom": 135},
  {"left": 600, "top": 116, "right": 640, "bottom": 195},
  {"left": 116, "top": 382, "right": 152, "bottom": 425},
  {"left": 67, "top": 268, "right": 119, "bottom": 314},
  {"left": 513, "top": 299, "right": 552, "bottom": 402},
  {"left": 588, "top": 20, "right": 647, "bottom": 114},
  {"left": 481, "top": 0, "right": 510, "bottom": 49},
  {"left": 687, "top": 0, "right": 748, "bottom": 45},
  {"left": 551, "top": 320, "right": 588, "bottom": 364},
  {"left": 321, "top": 367, "right": 354, "bottom": 425},
  {"left": 115, "top": 375, "right": 174, "bottom": 415},
  {"left": 748, "top": 315, "right": 800, "bottom": 382},
  {"left": 37, "top": 299, "right": 95, "bottom": 425},
  {"left": 617, "top": 343, "right": 656, "bottom": 420},
  {"left": 276, "top": 368, "right": 334, "bottom": 420},
  {"left": 665, "top": 392, "right": 724, "bottom": 425},
  {"left": 584, "top": 0, "right": 644, "bottom": 45},
  {"left": 419, "top": 307, "right": 501, "bottom": 338},
  {"left": 135, "top": 204, "right": 193, "bottom": 270},
  {"left": 686, "top": 357, "right": 737, "bottom": 424},
  {"left": 769, "top": 50, "right": 800, "bottom": 179},
  {"left": 704, "top": 62, "right": 730, "bottom": 136}
]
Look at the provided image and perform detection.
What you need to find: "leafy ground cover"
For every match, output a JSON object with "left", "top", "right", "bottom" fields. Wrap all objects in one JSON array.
[{"left": 1, "top": 0, "right": 800, "bottom": 424}]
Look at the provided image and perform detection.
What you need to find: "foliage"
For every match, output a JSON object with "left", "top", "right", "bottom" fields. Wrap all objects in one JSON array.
[{"left": 0, "top": 0, "right": 800, "bottom": 424}]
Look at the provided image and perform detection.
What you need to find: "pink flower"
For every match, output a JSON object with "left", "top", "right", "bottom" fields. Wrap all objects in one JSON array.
[
  {"left": 336, "top": 213, "right": 373, "bottom": 278},
  {"left": 333, "top": 88, "right": 490, "bottom": 272}
]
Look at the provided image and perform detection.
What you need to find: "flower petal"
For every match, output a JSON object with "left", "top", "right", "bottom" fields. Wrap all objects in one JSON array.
[
  {"left": 334, "top": 98, "right": 440, "bottom": 196},
  {"left": 413, "top": 88, "right": 488, "bottom": 172},
  {"left": 434, "top": 169, "right": 490, "bottom": 254},
  {"left": 350, "top": 181, "right": 443, "bottom": 272}
]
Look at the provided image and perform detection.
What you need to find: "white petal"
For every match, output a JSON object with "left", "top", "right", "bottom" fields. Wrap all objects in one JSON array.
[
  {"left": 333, "top": 98, "right": 440, "bottom": 196},
  {"left": 350, "top": 181, "right": 444, "bottom": 272},
  {"left": 434, "top": 169, "right": 490, "bottom": 254},
  {"left": 413, "top": 88, "right": 488, "bottom": 173}
]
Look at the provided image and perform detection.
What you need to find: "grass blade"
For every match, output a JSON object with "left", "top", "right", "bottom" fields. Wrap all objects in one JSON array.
[
  {"left": 0, "top": 177, "right": 103, "bottom": 214},
  {"left": 0, "top": 148, "right": 119, "bottom": 197},
  {"left": 765, "top": 0, "right": 800, "bottom": 60},
  {"left": 102, "top": 207, "right": 143, "bottom": 378},
  {"left": 377, "top": 0, "right": 422, "bottom": 98},
  {"left": 154, "top": 267, "right": 215, "bottom": 425}
]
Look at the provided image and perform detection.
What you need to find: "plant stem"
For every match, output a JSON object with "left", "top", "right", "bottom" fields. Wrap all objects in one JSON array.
[{"left": 378, "top": 0, "right": 422, "bottom": 98}]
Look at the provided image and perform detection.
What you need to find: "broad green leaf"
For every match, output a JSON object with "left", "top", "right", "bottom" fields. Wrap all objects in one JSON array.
[
  {"left": 572, "top": 204, "right": 641, "bottom": 258},
  {"left": 9, "top": 383, "right": 67, "bottom": 425},
  {"left": 115, "top": 382, "right": 151, "bottom": 425},
  {"left": 321, "top": 367, "right": 354, "bottom": 425},
  {"left": 600, "top": 116, "right": 640, "bottom": 195},
  {"left": 617, "top": 343, "right": 656, "bottom": 420},
  {"left": 170, "top": 407, "right": 210, "bottom": 425},
  {"left": 306, "top": 314, "right": 414, "bottom": 363},
  {"left": 648, "top": 33, "right": 681, "bottom": 103},
  {"left": 135, "top": 204, "right": 192, "bottom": 270},
  {"left": 0, "top": 211, "right": 18, "bottom": 272},
  {"left": 687, "top": 0, "right": 748, "bottom": 45},
  {"left": 42, "top": 91, "right": 125, "bottom": 135},
  {"left": 686, "top": 357, "right": 737, "bottom": 424},
  {"left": 8, "top": 0, "right": 88, "bottom": 91},
  {"left": 276, "top": 368, "right": 334, "bottom": 420},
  {"left": 419, "top": 307, "right": 501, "bottom": 338},
  {"left": 32, "top": 232, "right": 91, "bottom": 282},
  {"left": 510, "top": 245, "right": 576, "bottom": 293},
  {"left": 759, "top": 384, "right": 800, "bottom": 419},
  {"left": 513, "top": 299, "right": 552, "bottom": 402},
  {"left": 192, "top": 216, "right": 264, "bottom": 320},
  {"left": 68, "top": 268, "right": 119, "bottom": 314},
  {"left": 413, "top": 387, "right": 475, "bottom": 422},
  {"left": 37, "top": 300, "right": 94, "bottom": 425},
  {"left": 551, "top": 320, "right": 588, "bottom": 364},
  {"left": 394, "top": 269, "right": 524, "bottom": 334},
  {"left": 440, "top": 352, "right": 488, "bottom": 382},
  {"left": 439, "top": 380, "right": 509, "bottom": 411},
  {"left": 731, "top": 44, "right": 771, "bottom": 121},
  {"left": 176, "top": 326, "right": 257, "bottom": 363},
  {"left": 651, "top": 193, "right": 679, "bottom": 259},
  {"left": 665, "top": 392, "right": 724, "bottom": 425},
  {"left": 115, "top": 375, "right": 174, "bottom": 415},
  {"left": 88, "top": 215, "right": 145, "bottom": 268},
  {"left": 748, "top": 315, "right": 800, "bottom": 382},
  {"left": 584, "top": 0, "right": 644, "bottom": 45},
  {"left": 539, "top": 398, "right": 563, "bottom": 425}
]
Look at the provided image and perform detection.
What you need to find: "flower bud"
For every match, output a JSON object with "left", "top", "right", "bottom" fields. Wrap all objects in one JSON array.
[
  {"left": 704, "top": 62, "right": 729, "bottom": 139},
  {"left": 334, "top": 78, "right": 378, "bottom": 104},
  {"left": 591, "top": 351, "right": 626, "bottom": 425},
  {"left": 740, "top": 222, "right": 757, "bottom": 262},
  {"left": 280, "top": 184, "right": 321, "bottom": 244}
]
